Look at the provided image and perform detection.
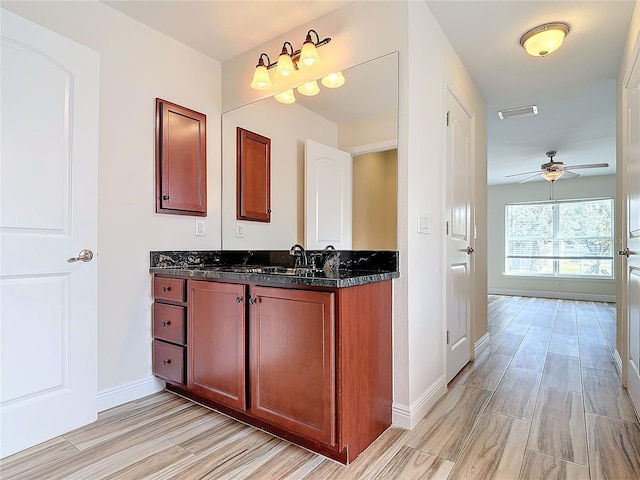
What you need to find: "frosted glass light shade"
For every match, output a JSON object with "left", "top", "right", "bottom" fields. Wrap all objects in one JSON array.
[
  {"left": 250, "top": 64, "right": 272, "bottom": 90},
  {"left": 541, "top": 169, "right": 564, "bottom": 182},
  {"left": 297, "top": 81, "right": 320, "bottom": 96},
  {"left": 275, "top": 89, "right": 296, "bottom": 104},
  {"left": 520, "top": 23, "right": 570, "bottom": 57},
  {"left": 321, "top": 72, "right": 345, "bottom": 88},
  {"left": 275, "top": 52, "right": 295, "bottom": 77},
  {"left": 298, "top": 41, "right": 320, "bottom": 69}
]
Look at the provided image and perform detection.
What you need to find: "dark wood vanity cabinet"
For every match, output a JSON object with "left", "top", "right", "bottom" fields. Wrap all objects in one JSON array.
[
  {"left": 152, "top": 274, "right": 392, "bottom": 464},
  {"left": 152, "top": 277, "right": 186, "bottom": 385},
  {"left": 249, "top": 286, "right": 336, "bottom": 445},
  {"left": 187, "top": 280, "right": 247, "bottom": 411},
  {"left": 155, "top": 98, "right": 207, "bottom": 216}
]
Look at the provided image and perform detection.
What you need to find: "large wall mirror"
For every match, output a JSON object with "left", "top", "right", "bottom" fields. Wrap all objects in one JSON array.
[{"left": 221, "top": 52, "right": 398, "bottom": 250}]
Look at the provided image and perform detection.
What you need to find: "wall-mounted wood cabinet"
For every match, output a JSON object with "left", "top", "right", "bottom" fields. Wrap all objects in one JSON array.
[
  {"left": 236, "top": 127, "right": 271, "bottom": 222},
  {"left": 155, "top": 98, "right": 207, "bottom": 216}
]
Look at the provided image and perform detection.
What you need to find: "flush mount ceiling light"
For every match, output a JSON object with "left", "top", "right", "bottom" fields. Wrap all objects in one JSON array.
[
  {"left": 249, "top": 29, "right": 345, "bottom": 104},
  {"left": 520, "top": 22, "right": 570, "bottom": 57}
]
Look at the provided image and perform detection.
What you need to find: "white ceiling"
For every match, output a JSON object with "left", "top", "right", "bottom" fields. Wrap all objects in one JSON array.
[{"left": 102, "top": 0, "right": 636, "bottom": 184}]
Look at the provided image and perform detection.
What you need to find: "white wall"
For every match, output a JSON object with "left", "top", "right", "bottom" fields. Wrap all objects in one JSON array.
[
  {"left": 222, "top": 100, "right": 336, "bottom": 249},
  {"left": 488, "top": 175, "right": 617, "bottom": 301},
  {"left": 3, "top": 1, "right": 222, "bottom": 407}
]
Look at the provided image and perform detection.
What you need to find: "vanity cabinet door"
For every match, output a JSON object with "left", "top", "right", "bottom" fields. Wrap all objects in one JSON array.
[
  {"left": 155, "top": 98, "right": 207, "bottom": 216},
  {"left": 249, "top": 286, "right": 335, "bottom": 445},
  {"left": 188, "top": 280, "right": 246, "bottom": 411},
  {"left": 236, "top": 127, "right": 270, "bottom": 222}
]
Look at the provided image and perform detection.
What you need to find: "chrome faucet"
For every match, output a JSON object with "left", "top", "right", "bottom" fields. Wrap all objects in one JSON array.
[{"left": 289, "top": 244, "right": 307, "bottom": 266}]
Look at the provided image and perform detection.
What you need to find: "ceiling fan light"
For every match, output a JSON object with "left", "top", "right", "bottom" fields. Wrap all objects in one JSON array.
[
  {"left": 274, "top": 89, "right": 296, "bottom": 104},
  {"left": 541, "top": 169, "right": 564, "bottom": 182},
  {"left": 520, "top": 22, "right": 570, "bottom": 57},
  {"left": 321, "top": 72, "right": 345, "bottom": 88}
]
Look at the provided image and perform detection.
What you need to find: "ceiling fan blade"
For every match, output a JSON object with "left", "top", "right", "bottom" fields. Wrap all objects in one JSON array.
[
  {"left": 505, "top": 170, "right": 541, "bottom": 178},
  {"left": 518, "top": 173, "right": 542, "bottom": 184},
  {"left": 562, "top": 170, "right": 580, "bottom": 179},
  {"left": 564, "top": 163, "right": 609, "bottom": 170}
]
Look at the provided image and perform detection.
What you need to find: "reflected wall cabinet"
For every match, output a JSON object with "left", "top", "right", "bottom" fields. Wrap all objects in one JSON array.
[
  {"left": 155, "top": 98, "right": 207, "bottom": 216},
  {"left": 236, "top": 127, "right": 271, "bottom": 222}
]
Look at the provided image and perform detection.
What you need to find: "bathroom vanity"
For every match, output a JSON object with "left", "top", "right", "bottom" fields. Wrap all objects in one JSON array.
[{"left": 149, "top": 249, "right": 398, "bottom": 464}]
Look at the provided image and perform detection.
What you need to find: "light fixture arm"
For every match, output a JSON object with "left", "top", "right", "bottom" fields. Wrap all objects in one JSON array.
[{"left": 256, "top": 53, "right": 271, "bottom": 68}]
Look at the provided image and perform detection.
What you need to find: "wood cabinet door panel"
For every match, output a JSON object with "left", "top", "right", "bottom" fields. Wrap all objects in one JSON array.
[
  {"left": 236, "top": 128, "right": 270, "bottom": 222},
  {"left": 156, "top": 98, "right": 206, "bottom": 216},
  {"left": 188, "top": 280, "right": 246, "bottom": 411},
  {"left": 249, "top": 286, "right": 335, "bottom": 445}
]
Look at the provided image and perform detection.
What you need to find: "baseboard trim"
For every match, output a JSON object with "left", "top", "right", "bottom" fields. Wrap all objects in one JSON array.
[
  {"left": 474, "top": 332, "right": 491, "bottom": 359},
  {"left": 614, "top": 348, "right": 623, "bottom": 378},
  {"left": 392, "top": 374, "right": 446, "bottom": 430},
  {"left": 488, "top": 288, "right": 616, "bottom": 303},
  {"left": 97, "top": 376, "right": 165, "bottom": 412}
]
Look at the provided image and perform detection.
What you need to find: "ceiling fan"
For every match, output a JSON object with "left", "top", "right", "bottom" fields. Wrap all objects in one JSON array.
[{"left": 506, "top": 151, "right": 609, "bottom": 183}]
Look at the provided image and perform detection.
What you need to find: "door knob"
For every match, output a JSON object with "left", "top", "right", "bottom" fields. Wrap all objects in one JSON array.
[
  {"left": 618, "top": 247, "right": 631, "bottom": 257},
  {"left": 68, "top": 249, "right": 94, "bottom": 263},
  {"left": 466, "top": 246, "right": 475, "bottom": 254}
]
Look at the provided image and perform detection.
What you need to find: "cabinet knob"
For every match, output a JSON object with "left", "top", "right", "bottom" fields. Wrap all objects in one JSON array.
[
  {"left": 163, "top": 359, "right": 171, "bottom": 366},
  {"left": 162, "top": 321, "right": 170, "bottom": 327},
  {"left": 163, "top": 286, "right": 171, "bottom": 292},
  {"left": 162, "top": 195, "right": 169, "bottom": 200},
  {"left": 236, "top": 296, "right": 243, "bottom": 303},
  {"left": 267, "top": 209, "right": 272, "bottom": 213},
  {"left": 249, "top": 297, "right": 257, "bottom": 305}
]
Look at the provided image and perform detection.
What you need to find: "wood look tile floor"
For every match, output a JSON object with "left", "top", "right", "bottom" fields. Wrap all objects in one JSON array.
[{"left": 3, "top": 296, "right": 639, "bottom": 479}]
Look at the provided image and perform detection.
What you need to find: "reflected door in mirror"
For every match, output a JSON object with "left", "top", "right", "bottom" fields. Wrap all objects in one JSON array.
[{"left": 237, "top": 127, "right": 271, "bottom": 222}]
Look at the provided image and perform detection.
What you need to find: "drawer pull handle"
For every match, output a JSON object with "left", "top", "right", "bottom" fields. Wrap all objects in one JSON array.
[
  {"left": 163, "top": 359, "right": 171, "bottom": 366},
  {"left": 249, "top": 297, "right": 257, "bottom": 305},
  {"left": 163, "top": 286, "right": 171, "bottom": 292},
  {"left": 162, "top": 321, "right": 170, "bottom": 327},
  {"left": 236, "top": 296, "right": 243, "bottom": 303}
]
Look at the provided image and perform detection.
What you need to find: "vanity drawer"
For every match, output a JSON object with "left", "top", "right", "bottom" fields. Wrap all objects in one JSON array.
[
  {"left": 154, "top": 276, "right": 185, "bottom": 302},
  {"left": 153, "top": 303, "right": 186, "bottom": 345},
  {"left": 153, "top": 340, "right": 185, "bottom": 384}
]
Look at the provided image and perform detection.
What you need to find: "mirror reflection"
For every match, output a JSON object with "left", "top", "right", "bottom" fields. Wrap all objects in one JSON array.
[{"left": 221, "top": 52, "right": 398, "bottom": 250}]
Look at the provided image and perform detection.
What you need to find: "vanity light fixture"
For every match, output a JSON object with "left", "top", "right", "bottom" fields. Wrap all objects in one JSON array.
[
  {"left": 297, "top": 80, "right": 320, "bottom": 96},
  {"left": 274, "top": 89, "right": 296, "bottom": 104},
  {"left": 275, "top": 42, "right": 296, "bottom": 78},
  {"left": 249, "top": 29, "right": 334, "bottom": 90},
  {"left": 250, "top": 53, "right": 273, "bottom": 90},
  {"left": 321, "top": 72, "right": 345, "bottom": 88},
  {"left": 520, "top": 22, "right": 570, "bottom": 57}
]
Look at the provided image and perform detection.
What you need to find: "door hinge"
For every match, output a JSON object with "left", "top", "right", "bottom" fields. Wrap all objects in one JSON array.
[
  {"left": 446, "top": 111, "right": 450, "bottom": 126},
  {"left": 446, "top": 330, "right": 450, "bottom": 345},
  {"left": 446, "top": 221, "right": 450, "bottom": 236}
]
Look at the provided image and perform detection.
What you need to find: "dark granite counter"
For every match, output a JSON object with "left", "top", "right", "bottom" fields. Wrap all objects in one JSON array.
[{"left": 150, "top": 250, "right": 399, "bottom": 288}]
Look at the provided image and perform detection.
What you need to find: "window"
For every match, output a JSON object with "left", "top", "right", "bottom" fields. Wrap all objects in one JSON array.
[{"left": 505, "top": 198, "right": 614, "bottom": 278}]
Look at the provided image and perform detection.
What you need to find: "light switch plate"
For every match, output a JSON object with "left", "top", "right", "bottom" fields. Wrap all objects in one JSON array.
[
  {"left": 417, "top": 212, "right": 430, "bottom": 234},
  {"left": 236, "top": 223, "right": 244, "bottom": 238},
  {"left": 195, "top": 219, "right": 205, "bottom": 236}
]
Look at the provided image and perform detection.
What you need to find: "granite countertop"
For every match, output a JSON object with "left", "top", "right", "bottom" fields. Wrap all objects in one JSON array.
[{"left": 150, "top": 250, "right": 399, "bottom": 288}]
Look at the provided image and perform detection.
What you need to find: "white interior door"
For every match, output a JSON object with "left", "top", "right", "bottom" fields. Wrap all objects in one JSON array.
[
  {"left": 445, "top": 89, "right": 474, "bottom": 383},
  {"left": 623, "top": 44, "right": 640, "bottom": 417},
  {"left": 0, "top": 9, "right": 99, "bottom": 457},
  {"left": 304, "top": 139, "right": 352, "bottom": 249}
]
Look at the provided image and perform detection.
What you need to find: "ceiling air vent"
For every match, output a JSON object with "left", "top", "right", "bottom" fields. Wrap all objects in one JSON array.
[{"left": 497, "top": 105, "right": 538, "bottom": 120}]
